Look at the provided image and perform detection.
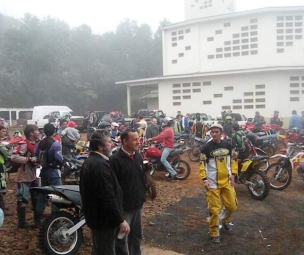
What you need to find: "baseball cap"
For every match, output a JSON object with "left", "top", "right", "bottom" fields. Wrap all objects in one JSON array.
[{"left": 210, "top": 123, "right": 223, "bottom": 131}]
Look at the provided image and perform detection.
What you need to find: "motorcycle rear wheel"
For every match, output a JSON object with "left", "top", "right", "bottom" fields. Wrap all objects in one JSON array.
[
  {"left": 246, "top": 169, "right": 270, "bottom": 200},
  {"left": 173, "top": 159, "right": 191, "bottom": 180},
  {"left": 39, "top": 211, "right": 83, "bottom": 255},
  {"left": 187, "top": 147, "right": 200, "bottom": 162},
  {"left": 266, "top": 162, "right": 292, "bottom": 190},
  {"left": 145, "top": 171, "right": 157, "bottom": 200}
]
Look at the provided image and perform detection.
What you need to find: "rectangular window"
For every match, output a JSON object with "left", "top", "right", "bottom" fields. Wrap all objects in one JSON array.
[
  {"left": 225, "top": 86, "right": 233, "bottom": 91},
  {"left": 216, "top": 30, "right": 222, "bottom": 34},
  {"left": 233, "top": 34, "right": 240, "bottom": 38},
  {"left": 173, "top": 90, "right": 181, "bottom": 94},
  {"left": 290, "top": 76, "right": 300, "bottom": 81},
  {"left": 286, "top": 16, "right": 293, "bottom": 21},
  {"left": 277, "top": 35, "right": 284, "bottom": 40},
  {"left": 179, "top": 53, "right": 184, "bottom": 57},
  {"left": 224, "top": 47, "right": 231, "bottom": 51},
  {"left": 173, "top": 96, "right": 181, "bottom": 100},
  {"left": 251, "top": 38, "right": 258, "bottom": 42},
  {"left": 178, "top": 36, "right": 184, "bottom": 40},
  {"left": 277, "top": 49, "right": 284, "bottom": 53},
  {"left": 290, "top": 97, "right": 300, "bottom": 101},
  {"left": 277, "top": 16, "right": 284, "bottom": 21},
  {"left": 183, "top": 95, "right": 191, "bottom": 99},
  {"left": 224, "top": 22, "right": 231, "bottom": 27},
  {"left": 295, "top": 28, "right": 303, "bottom": 33},
  {"left": 251, "top": 50, "right": 258, "bottom": 55},
  {"left": 295, "top": 16, "right": 303, "bottom": 20},
  {"left": 250, "top": 18, "right": 258, "bottom": 23},
  {"left": 250, "top": 31, "right": 258, "bottom": 36},
  {"left": 233, "top": 52, "right": 240, "bottom": 57},
  {"left": 244, "top": 99, "right": 254, "bottom": 103},
  {"left": 207, "top": 37, "right": 214, "bottom": 41},
  {"left": 216, "top": 48, "right": 223, "bottom": 52},
  {"left": 203, "top": 101, "right": 212, "bottom": 104},
  {"left": 286, "top": 29, "right": 293, "bottom": 33},
  {"left": 277, "top": 23, "right": 284, "bottom": 27},
  {"left": 256, "top": 91, "right": 265, "bottom": 96},
  {"left": 224, "top": 53, "right": 231, "bottom": 58},
  {"left": 208, "top": 55, "right": 215, "bottom": 59},
  {"left": 233, "top": 105, "right": 242, "bottom": 109},
  {"left": 295, "top": 22, "right": 302, "bottom": 27},
  {"left": 203, "top": 81, "right": 212, "bottom": 86},
  {"left": 242, "top": 45, "right": 249, "bottom": 50},
  {"left": 224, "top": 41, "right": 231, "bottom": 45},
  {"left": 233, "top": 99, "right": 242, "bottom": 103},
  {"left": 216, "top": 54, "right": 223, "bottom": 58},
  {"left": 256, "top": 84, "right": 265, "bottom": 89},
  {"left": 185, "top": 28, "right": 191, "bottom": 33},
  {"left": 183, "top": 89, "right": 191, "bottom": 93},
  {"left": 171, "top": 32, "right": 177, "bottom": 36},
  {"left": 244, "top": 105, "right": 254, "bottom": 109},
  {"left": 241, "top": 26, "right": 248, "bottom": 31},
  {"left": 233, "top": 46, "right": 240, "bottom": 50},
  {"left": 286, "top": 35, "right": 293, "bottom": 40},
  {"left": 172, "top": 37, "right": 177, "bottom": 41},
  {"left": 250, "top": 25, "right": 258, "bottom": 30},
  {"left": 256, "top": 98, "right": 265, "bottom": 102},
  {"left": 277, "top": 29, "right": 284, "bottom": 33},
  {"left": 286, "top": 22, "right": 293, "bottom": 27},
  {"left": 244, "top": 92, "right": 254, "bottom": 96},
  {"left": 172, "top": 43, "right": 177, "bottom": 47},
  {"left": 242, "top": 39, "right": 249, "bottom": 43},
  {"left": 192, "top": 82, "right": 201, "bottom": 87},
  {"left": 251, "top": 44, "right": 258, "bottom": 48},
  {"left": 277, "top": 42, "right": 284, "bottom": 47},
  {"left": 193, "top": 89, "right": 201, "bottom": 93},
  {"left": 295, "top": 35, "right": 303, "bottom": 39},
  {"left": 172, "top": 60, "right": 177, "bottom": 64},
  {"left": 222, "top": 106, "right": 231, "bottom": 110},
  {"left": 256, "top": 105, "right": 266, "bottom": 109},
  {"left": 178, "top": 30, "right": 184, "bottom": 35},
  {"left": 172, "top": 84, "right": 181, "bottom": 88},
  {"left": 242, "top": 51, "right": 249, "bottom": 56},
  {"left": 241, "top": 32, "right": 249, "bottom": 37},
  {"left": 173, "top": 102, "right": 181, "bottom": 106},
  {"left": 286, "top": 42, "right": 293, "bottom": 46},
  {"left": 290, "top": 90, "right": 300, "bottom": 94},
  {"left": 182, "top": 83, "right": 191, "bottom": 87},
  {"left": 214, "top": 94, "right": 223, "bottom": 98},
  {"left": 290, "top": 83, "right": 300, "bottom": 87},
  {"left": 185, "top": 46, "right": 191, "bottom": 50}
]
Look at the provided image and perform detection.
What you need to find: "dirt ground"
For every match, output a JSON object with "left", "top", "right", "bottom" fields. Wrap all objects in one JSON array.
[{"left": 1, "top": 139, "right": 304, "bottom": 254}]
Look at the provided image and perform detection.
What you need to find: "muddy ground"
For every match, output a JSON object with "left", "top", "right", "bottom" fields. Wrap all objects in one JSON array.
[{"left": 1, "top": 152, "right": 304, "bottom": 254}]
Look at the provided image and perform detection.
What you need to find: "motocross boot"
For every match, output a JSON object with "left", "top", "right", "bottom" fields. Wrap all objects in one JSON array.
[{"left": 17, "top": 202, "right": 31, "bottom": 229}]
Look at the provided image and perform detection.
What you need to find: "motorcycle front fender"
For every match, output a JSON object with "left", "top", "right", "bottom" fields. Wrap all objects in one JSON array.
[{"left": 270, "top": 154, "right": 287, "bottom": 160}]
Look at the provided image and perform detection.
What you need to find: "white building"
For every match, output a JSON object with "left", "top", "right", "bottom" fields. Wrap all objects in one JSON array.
[{"left": 116, "top": 0, "right": 304, "bottom": 120}]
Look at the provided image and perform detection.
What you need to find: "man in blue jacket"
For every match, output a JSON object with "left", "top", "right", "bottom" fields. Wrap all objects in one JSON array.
[{"left": 289, "top": 110, "right": 302, "bottom": 130}]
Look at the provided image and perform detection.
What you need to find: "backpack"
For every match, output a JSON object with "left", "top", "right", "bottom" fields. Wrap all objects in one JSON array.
[
  {"left": 38, "top": 140, "right": 55, "bottom": 169},
  {"left": 195, "top": 121, "right": 203, "bottom": 138},
  {"left": 234, "top": 131, "right": 250, "bottom": 153}
]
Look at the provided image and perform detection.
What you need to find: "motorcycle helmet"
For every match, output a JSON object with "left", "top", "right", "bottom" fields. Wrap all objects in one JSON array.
[
  {"left": 111, "top": 122, "right": 119, "bottom": 129},
  {"left": 216, "top": 115, "right": 222, "bottom": 121},
  {"left": 161, "top": 117, "right": 172, "bottom": 128},
  {"left": 225, "top": 115, "right": 232, "bottom": 121},
  {"left": 98, "top": 121, "right": 111, "bottom": 129}
]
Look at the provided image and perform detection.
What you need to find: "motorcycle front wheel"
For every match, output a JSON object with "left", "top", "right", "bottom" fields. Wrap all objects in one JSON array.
[
  {"left": 187, "top": 147, "right": 200, "bottom": 162},
  {"left": 246, "top": 169, "right": 270, "bottom": 200},
  {"left": 172, "top": 159, "right": 191, "bottom": 180},
  {"left": 266, "top": 162, "right": 292, "bottom": 190},
  {"left": 39, "top": 211, "right": 83, "bottom": 255}
]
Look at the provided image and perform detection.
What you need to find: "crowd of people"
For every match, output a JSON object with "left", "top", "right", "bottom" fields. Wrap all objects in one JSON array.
[{"left": 0, "top": 107, "right": 304, "bottom": 251}]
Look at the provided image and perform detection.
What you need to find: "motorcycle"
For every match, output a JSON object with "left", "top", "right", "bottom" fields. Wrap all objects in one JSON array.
[
  {"left": 31, "top": 185, "right": 84, "bottom": 255},
  {"left": 187, "top": 135, "right": 211, "bottom": 162},
  {"left": 60, "top": 156, "right": 84, "bottom": 185},
  {"left": 139, "top": 141, "right": 191, "bottom": 180},
  {"left": 265, "top": 143, "right": 304, "bottom": 190}
]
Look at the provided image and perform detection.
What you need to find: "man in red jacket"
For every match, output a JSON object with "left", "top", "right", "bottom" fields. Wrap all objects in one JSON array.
[{"left": 148, "top": 117, "right": 177, "bottom": 181}]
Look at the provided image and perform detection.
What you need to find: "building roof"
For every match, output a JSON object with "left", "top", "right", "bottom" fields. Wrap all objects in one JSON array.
[
  {"left": 116, "top": 66, "right": 304, "bottom": 86},
  {"left": 164, "top": 6, "right": 304, "bottom": 30}
]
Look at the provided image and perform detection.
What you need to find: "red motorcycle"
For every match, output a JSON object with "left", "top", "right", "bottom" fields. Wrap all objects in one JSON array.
[{"left": 139, "top": 141, "right": 191, "bottom": 180}]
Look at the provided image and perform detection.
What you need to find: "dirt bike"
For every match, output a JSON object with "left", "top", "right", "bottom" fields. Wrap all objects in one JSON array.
[
  {"left": 236, "top": 154, "right": 270, "bottom": 200},
  {"left": 139, "top": 141, "right": 191, "bottom": 180},
  {"left": 266, "top": 143, "right": 304, "bottom": 190},
  {"left": 31, "top": 185, "right": 85, "bottom": 255},
  {"left": 187, "top": 135, "right": 210, "bottom": 162}
]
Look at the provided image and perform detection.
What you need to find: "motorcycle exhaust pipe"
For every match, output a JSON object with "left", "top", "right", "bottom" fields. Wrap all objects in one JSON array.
[{"left": 47, "top": 195, "right": 72, "bottom": 205}]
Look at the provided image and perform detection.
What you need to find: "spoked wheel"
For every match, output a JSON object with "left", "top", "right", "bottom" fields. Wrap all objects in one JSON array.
[
  {"left": 266, "top": 162, "right": 292, "bottom": 190},
  {"left": 246, "top": 170, "right": 270, "bottom": 200},
  {"left": 172, "top": 159, "right": 191, "bottom": 180},
  {"left": 39, "top": 211, "right": 83, "bottom": 255},
  {"left": 145, "top": 171, "right": 157, "bottom": 200},
  {"left": 261, "top": 145, "right": 275, "bottom": 157},
  {"left": 273, "top": 140, "right": 287, "bottom": 153},
  {"left": 187, "top": 147, "right": 200, "bottom": 162}
]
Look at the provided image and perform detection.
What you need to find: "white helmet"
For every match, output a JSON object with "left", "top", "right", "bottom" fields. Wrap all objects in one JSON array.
[
  {"left": 111, "top": 122, "right": 119, "bottom": 128},
  {"left": 216, "top": 115, "right": 222, "bottom": 120}
]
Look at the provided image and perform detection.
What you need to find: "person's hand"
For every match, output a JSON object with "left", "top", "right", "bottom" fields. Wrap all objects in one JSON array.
[
  {"left": 203, "top": 180, "right": 210, "bottom": 190},
  {"left": 119, "top": 220, "right": 130, "bottom": 235},
  {"left": 229, "top": 175, "right": 236, "bottom": 187},
  {"left": 29, "top": 157, "right": 38, "bottom": 163}
]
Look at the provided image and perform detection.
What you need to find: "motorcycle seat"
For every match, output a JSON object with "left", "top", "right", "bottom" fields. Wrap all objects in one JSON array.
[{"left": 170, "top": 149, "right": 184, "bottom": 156}]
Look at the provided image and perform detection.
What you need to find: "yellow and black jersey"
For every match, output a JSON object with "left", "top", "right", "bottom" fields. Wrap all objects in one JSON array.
[{"left": 199, "top": 140, "right": 237, "bottom": 188}]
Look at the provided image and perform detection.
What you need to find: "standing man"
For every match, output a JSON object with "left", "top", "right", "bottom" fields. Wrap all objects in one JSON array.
[
  {"left": 0, "top": 126, "right": 10, "bottom": 215},
  {"left": 57, "top": 119, "right": 68, "bottom": 136},
  {"left": 145, "top": 118, "right": 159, "bottom": 139},
  {"left": 11, "top": 124, "right": 40, "bottom": 228},
  {"left": 289, "top": 110, "right": 302, "bottom": 130},
  {"left": 223, "top": 116, "right": 233, "bottom": 139},
  {"left": 0, "top": 118, "right": 10, "bottom": 140},
  {"left": 199, "top": 124, "right": 238, "bottom": 243},
  {"left": 253, "top": 111, "right": 266, "bottom": 132},
  {"left": 148, "top": 117, "right": 177, "bottom": 181},
  {"left": 33, "top": 123, "right": 63, "bottom": 227},
  {"left": 80, "top": 130, "right": 129, "bottom": 255},
  {"left": 270, "top": 110, "right": 283, "bottom": 127},
  {"left": 109, "top": 129, "right": 146, "bottom": 255}
]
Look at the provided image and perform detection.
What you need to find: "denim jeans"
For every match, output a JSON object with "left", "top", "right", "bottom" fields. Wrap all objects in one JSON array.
[
  {"left": 36, "top": 177, "right": 61, "bottom": 215},
  {"left": 116, "top": 209, "right": 142, "bottom": 255},
  {"left": 16, "top": 179, "right": 39, "bottom": 203},
  {"left": 161, "top": 147, "right": 177, "bottom": 177}
]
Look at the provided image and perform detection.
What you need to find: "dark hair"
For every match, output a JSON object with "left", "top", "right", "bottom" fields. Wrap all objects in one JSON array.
[
  {"left": 89, "top": 129, "right": 110, "bottom": 151},
  {"left": 232, "top": 123, "right": 240, "bottom": 131},
  {"left": 44, "top": 123, "right": 56, "bottom": 136},
  {"left": 120, "top": 129, "right": 136, "bottom": 143},
  {"left": 292, "top": 110, "right": 297, "bottom": 115},
  {"left": 60, "top": 119, "right": 68, "bottom": 126},
  {"left": 24, "top": 124, "right": 38, "bottom": 139},
  {"left": 0, "top": 125, "right": 5, "bottom": 131}
]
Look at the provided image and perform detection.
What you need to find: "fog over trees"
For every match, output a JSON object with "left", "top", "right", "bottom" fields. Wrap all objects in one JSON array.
[{"left": 0, "top": 13, "right": 170, "bottom": 114}]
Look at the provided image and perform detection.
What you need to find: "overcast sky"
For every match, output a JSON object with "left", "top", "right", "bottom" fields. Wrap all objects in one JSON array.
[{"left": 1, "top": 0, "right": 304, "bottom": 34}]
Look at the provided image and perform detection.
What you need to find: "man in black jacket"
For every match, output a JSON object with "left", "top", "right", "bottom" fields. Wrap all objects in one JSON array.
[
  {"left": 79, "top": 130, "right": 129, "bottom": 255},
  {"left": 110, "top": 129, "right": 146, "bottom": 255},
  {"left": 145, "top": 118, "right": 159, "bottom": 139}
]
